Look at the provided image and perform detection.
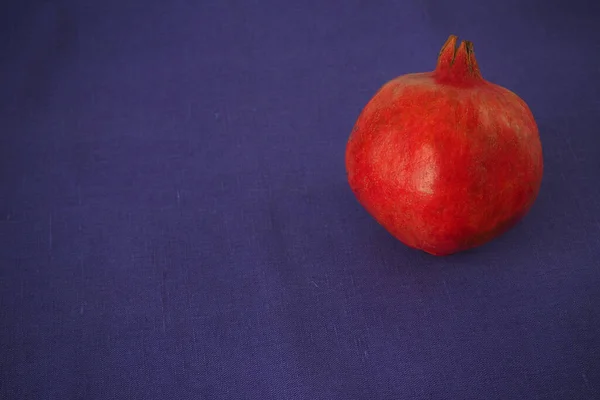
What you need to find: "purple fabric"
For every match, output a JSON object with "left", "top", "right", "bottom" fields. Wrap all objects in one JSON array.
[{"left": 2, "top": 1, "right": 599, "bottom": 398}]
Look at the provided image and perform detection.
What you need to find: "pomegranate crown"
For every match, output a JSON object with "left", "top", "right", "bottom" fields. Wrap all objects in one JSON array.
[{"left": 435, "top": 35, "right": 483, "bottom": 85}]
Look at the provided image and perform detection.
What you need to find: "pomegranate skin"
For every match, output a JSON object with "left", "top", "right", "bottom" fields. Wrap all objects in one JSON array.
[{"left": 345, "top": 35, "right": 543, "bottom": 256}]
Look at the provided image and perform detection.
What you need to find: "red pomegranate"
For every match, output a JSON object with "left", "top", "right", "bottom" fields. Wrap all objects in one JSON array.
[{"left": 345, "top": 35, "right": 543, "bottom": 256}]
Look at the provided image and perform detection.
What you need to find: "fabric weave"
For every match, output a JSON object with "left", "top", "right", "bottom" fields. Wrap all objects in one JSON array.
[{"left": 1, "top": 1, "right": 599, "bottom": 399}]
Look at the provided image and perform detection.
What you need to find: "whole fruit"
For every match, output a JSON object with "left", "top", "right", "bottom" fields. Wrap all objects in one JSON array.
[{"left": 345, "top": 35, "right": 543, "bottom": 256}]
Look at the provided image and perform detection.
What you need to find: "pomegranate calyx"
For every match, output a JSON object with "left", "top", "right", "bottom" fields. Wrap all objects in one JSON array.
[{"left": 435, "top": 35, "right": 483, "bottom": 86}]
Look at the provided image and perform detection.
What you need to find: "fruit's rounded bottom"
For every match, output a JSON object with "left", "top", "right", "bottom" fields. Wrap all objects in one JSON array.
[{"left": 379, "top": 211, "right": 529, "bottom": 257}]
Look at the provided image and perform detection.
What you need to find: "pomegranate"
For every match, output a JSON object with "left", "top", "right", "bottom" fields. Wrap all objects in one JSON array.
[{"left": 345, "top": 35, "right": 543, "bottom": 256}]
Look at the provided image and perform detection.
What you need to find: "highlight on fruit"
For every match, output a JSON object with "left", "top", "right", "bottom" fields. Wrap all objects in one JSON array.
[{"left": 345, "top": 35, "right": 543, "bottom": 256}]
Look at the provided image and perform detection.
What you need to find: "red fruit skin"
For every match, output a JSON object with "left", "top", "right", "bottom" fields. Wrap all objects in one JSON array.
[{"left": 345, "top": 36, "right": 543, "bottom": 256}]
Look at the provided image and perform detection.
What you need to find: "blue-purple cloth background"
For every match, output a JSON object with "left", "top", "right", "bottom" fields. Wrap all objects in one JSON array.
[{"left": 1, "top": 1, "right": 599, "bottom": 399}]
